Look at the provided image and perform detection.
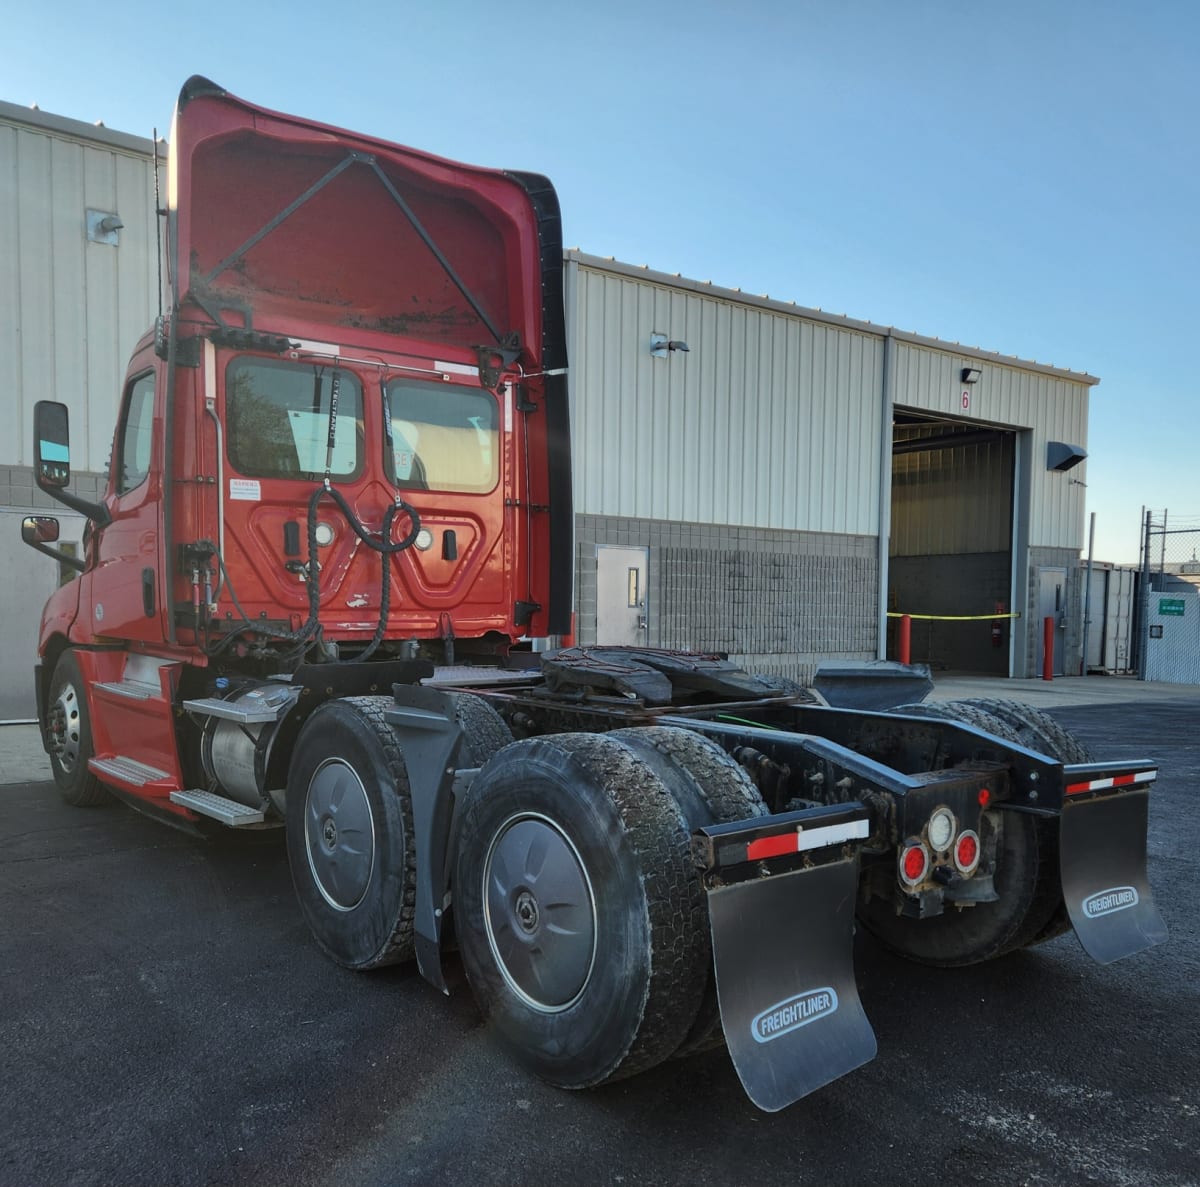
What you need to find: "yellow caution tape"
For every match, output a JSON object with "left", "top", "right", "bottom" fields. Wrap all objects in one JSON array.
[{"left": 887, "top": 611, "right": 1022, "bottom": 621}]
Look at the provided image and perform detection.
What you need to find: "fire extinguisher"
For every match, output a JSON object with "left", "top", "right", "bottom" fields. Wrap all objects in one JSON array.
[{"left": 992, "top": 603, "right": 1005, "bottom": 648}]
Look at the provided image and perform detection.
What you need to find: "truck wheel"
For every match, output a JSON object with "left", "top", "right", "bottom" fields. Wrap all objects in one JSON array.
[
  {"left": 443, "top": 691, "right": 513, "bottom": 764},
  {"left": 610, "top": 727, "right": 767, "bottom": 1056},
  {"left": 955, "top": 699, "right": 1092, "bottom": 946},
  {"left": 46, "top": 650, "right": 109, "bottom": 807},
  {"left": 453, "top": 732, "right": 709, "bottom": 1088},
  {"left": 954, "top": 698, "right": 1093, "bottom": 764},
  {"left": 857, "top": 699, "right": 1052, "bottom": 966},
  {"left": 285, "top": 697, "right": 416, "bottom": 970}
]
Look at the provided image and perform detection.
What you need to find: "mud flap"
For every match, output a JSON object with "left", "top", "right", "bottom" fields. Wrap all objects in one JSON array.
[
  {"left": 707, "top": 857, "right": 877, "bottom": 1112},
  {"left": 1060, "top": 790, "right": 1167, "bottom": 964}
]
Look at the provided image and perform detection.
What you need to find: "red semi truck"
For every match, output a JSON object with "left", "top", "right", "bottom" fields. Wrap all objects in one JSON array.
[{"left": 22, "top": 78, "right": 1166, "bottom": 1112}]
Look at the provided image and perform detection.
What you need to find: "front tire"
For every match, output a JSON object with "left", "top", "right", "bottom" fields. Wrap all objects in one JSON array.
[
  {"left": 46, "top": 650, "right": 109, "bottom": 807},
  {"left": 453, "top": 732, "right": 709, "bottom": 1088},
  {"left": 285, "top": 697, "right": 416, "bottom": 970}
]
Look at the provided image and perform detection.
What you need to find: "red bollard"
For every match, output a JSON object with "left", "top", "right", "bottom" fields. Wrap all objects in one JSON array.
[
  {"left": 898, "top": 614, "right": 912, "bottom": 665},
  {"left": 1042, "top": 616, "right": 1055, "bottom": 681}
]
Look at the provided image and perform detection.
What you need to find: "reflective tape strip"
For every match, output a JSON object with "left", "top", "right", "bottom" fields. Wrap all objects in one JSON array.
[
  {"left": 287, "top": 338, "right": 344, "bottom": 355},
  {"left": 1065, "top": 770, "right": 1157, "bottom": 796},
  {"left": 746, "top": 818, "right": 870, "bottom": 862}
]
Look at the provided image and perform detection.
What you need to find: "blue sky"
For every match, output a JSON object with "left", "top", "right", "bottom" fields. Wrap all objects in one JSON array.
[{"left": 6, "top": 0, "right": 1197, "bottom": 562}]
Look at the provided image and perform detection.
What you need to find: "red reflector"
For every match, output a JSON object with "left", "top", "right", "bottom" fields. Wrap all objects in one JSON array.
[
  {"left": 978, "top": 788, "right": 991, "bottom": 808},
  {"left": 902, "top": 844, "right": 927, "bottom": 883},
  {"left": 746, "top": 833, "right": 797, "bottom": 861},
  {"left": 957, "top": 832, "right": 978, "bottom": 869}
]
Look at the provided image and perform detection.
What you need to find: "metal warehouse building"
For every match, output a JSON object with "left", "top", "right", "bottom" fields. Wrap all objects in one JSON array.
[{"left": 0, "top": 100, "right": 1092, "bottom": 715}]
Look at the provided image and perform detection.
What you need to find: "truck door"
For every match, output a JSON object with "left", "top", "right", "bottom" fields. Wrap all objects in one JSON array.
[{"left": 83, "top": 370, "right": 165, "bottom": 643}]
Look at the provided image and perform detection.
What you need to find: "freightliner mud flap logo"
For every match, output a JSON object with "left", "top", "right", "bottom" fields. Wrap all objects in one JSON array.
[
  {"left": 1082, "top": 886, "right": 1139, "bottom": 918},
  {"left": 752, "top": 988, "right": 838, "bottom": 1043}
]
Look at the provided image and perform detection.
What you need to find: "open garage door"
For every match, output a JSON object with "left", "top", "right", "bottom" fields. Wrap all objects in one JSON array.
[{"left": 888, "top": 411, "right": 1015, "bottom": 676}]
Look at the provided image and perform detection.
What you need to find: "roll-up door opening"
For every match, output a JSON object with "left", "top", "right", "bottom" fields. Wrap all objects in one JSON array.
[{"left": 888, "top": 410, "right": 1016, "bottom": 675}]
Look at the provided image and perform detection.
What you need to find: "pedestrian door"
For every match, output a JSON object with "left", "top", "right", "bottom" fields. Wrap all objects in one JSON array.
[
  {"left": 1038, "top": 567, "right": 1068, "bottom": 677},
  {"left": 596, "top": 546, "right": 648, "bottom": 646}
]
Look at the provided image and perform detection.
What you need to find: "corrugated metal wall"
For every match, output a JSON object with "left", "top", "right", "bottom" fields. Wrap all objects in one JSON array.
[
  {"left": 891, "top": 343, "right": 1089, "bottom": 548},
  {"left": 568, "top": 262, "right": 885, "bottom": 535},
  {"left": 891, "top": 429, "right": 1014, "bottom": 555},
  {"left": 0, "top": 104, "right": 161, "bottom": 473}
]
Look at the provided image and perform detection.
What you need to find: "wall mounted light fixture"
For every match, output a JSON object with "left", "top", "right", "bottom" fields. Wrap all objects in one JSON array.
[
  {"left": 961, "top": 366, "right": 982, "bottom": 384},
  {"left": 650, "top": 332, "right": 689, "bottom": 358},
  {"left": 86, "top": 209, "right": 123, "bottom": 245}
]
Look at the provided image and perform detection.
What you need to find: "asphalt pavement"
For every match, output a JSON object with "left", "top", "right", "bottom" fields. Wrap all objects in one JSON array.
[{"left": 1, "top": 684, "right": 1197, "bottom": 1186}]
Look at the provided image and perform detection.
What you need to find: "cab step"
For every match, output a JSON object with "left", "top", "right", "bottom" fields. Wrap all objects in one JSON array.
[
  {"left": 91, "top": 755, "right": 171, "bottom": 787},
  {"left": 94, "top": 679, "right": 160, "bottom": 701},
  {"left": 169, "top": 789, "right": 270, "bottom": 827}
]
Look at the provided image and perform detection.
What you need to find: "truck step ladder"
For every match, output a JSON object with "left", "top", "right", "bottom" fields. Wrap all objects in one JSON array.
[
  {"left": 90, "top": 755, "right": 172, "bottom": 787},
  {"left": 169, "top": 789, "right": 270, "bottom": 827}
]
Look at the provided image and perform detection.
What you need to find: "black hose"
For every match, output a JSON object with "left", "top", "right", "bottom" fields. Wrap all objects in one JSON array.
[{"left": 202, "top": 484, "right": 419, "bottom": 660}]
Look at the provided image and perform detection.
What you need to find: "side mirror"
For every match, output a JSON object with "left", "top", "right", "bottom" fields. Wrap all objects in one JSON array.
[
  {"left": 19, "top": 513, "right": 84, "bottom": 572},
  {"left": 22, "top": 516, "right": 60, "bottom": 545},
  {"left": 34, "top": 401, "right": 71, "bottom": 489},
  {"left": 30, "top": 399, "right": 110, "bottom": 527}
]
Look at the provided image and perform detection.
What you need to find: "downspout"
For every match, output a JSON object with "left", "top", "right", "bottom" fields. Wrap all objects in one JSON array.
[{"left": 877, "top": 331, "right": 895, "bottom": 659}]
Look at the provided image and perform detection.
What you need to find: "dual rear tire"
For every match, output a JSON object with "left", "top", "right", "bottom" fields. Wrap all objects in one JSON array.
[
  {"left": 285, "top": 692, "right": 514, "bottom": 970},
  {"left": 452, "top": 728, "right": 766, "bottom": 1087}
]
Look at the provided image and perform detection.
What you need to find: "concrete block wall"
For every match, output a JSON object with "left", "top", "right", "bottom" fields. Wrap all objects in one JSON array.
[
  {"left": 574, "top": 514, "right": 878, "bottom": 683},
  {"left": 0, "top": 464, "right": 106, "bottom": 511}
]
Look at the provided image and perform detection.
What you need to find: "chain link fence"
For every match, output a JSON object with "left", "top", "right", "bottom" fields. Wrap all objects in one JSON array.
[{"left": 1138, "top": 511, "right": 1200, "bottom": 683}]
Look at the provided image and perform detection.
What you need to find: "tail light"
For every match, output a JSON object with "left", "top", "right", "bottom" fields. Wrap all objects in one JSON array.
[
  {"left": 899, "top": 841, "right": 930, "bottom": 887},
  {"left": 954, "top": 829, "right": 981, "bottom": 875},
  {"left": 927, "top": 807, "right": 956, "bottom": 853}
]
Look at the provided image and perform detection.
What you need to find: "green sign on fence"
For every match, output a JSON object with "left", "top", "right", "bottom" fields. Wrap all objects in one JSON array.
[{"left": 1158, "top": 598, "right": 1186, "bottom": 617}]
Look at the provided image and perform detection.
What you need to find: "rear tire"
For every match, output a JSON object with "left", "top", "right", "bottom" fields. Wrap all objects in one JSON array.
[
  {"left": 858, "top": 699, "right": 1057, "bottom": 966},
  {"left": 954, "top": 698, "right": 1093, "bottom": 764},
  {"left": 953, "top": 699, "right": 1092, "bottom": 946},
  {"left": 46, "top": 650, "right": 109, "bottom": 807},
  {"left": 285, "top": 697, "right": 416, "bottom": 970},
  {"left": 453, "top": 732, "right": 709, "bottom": 1088},
  {"left": 443, "top": 691, "right": 513, "bottom": 765},
  {"left": 609, "top": 727, "right": 767, "bottom": 1055}
]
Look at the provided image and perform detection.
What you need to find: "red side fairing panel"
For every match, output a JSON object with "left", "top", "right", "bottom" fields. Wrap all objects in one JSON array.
[{"left": 166, "top": 78, "right": 567, "bottom": 646}]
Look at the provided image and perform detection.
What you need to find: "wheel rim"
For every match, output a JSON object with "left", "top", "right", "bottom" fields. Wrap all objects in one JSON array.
[
  {"left": 483, "top": 813, "right": 597, "bottom": 1013},
  {"left": 51, "top": 681, "right": 83, "bottom": 773},
  {"left": 304, "top": 759, "right": 376, "bottom": 912}
]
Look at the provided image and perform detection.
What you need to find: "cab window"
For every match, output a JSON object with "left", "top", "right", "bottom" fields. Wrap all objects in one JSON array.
[
  {"left": 385, "top": 379, "right": 498, "bottom": 493},
  {"left": 226, "top": 358, "right": 363, "bottom": 480},
  {"left": 115, "top": 373, "right": 155, "bottom": 495}
]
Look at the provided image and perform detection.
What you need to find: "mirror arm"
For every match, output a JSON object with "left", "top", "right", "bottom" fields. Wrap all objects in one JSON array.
[
  {"left": 35, "top": 475, "right": 112, "bottom": 528},
  {"left": 24, "top": 538, "right": 86, "bottom": 573}
]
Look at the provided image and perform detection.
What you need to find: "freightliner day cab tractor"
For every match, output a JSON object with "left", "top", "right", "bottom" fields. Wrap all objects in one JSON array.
[{"left": 22, "top": 77, "right": 1167, "bottom": 1112}]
